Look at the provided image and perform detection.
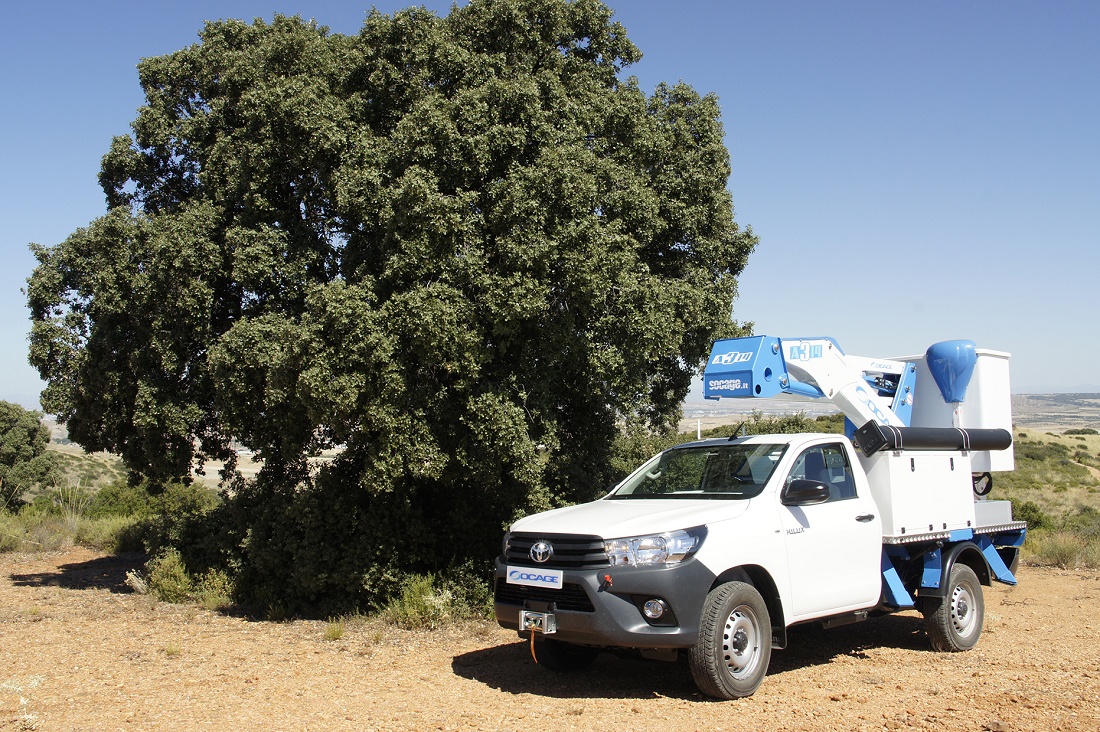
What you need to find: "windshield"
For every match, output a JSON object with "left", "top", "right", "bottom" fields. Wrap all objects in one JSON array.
[{"left": 609, "top": 442, "right": 787, "bottom": 500}]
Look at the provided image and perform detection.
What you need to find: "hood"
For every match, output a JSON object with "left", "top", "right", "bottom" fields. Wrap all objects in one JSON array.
[{"left": 510, "top": 498, "right": 752, "bottom": 539}]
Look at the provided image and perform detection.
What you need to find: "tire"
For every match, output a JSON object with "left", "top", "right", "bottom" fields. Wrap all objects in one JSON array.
[
  {"left": 533, "top": 637, "right": 599, "bottom": 672},
  {"left": 922, "top": 563, "right": 984, "bottom": 652},
  {"left": 689, "top": 581, "right": 772, "bottom": 699}
]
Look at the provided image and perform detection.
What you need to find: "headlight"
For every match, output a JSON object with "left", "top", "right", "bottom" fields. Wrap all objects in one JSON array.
[{"left": 604, "top": 526, "right": 707, "bottom": 566}]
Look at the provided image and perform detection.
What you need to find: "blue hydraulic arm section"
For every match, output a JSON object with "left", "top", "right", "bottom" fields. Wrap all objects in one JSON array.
[{"left": 703, "top": 336, "right": 913, "bottom": 428}]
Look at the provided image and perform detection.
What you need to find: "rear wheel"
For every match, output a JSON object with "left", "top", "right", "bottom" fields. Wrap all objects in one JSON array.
[
  {"left": 689, "top": 581, "right": 771, "bottom": 699},
  {"left": 923, "top": 563, "right": 984, "bottom": 652}
]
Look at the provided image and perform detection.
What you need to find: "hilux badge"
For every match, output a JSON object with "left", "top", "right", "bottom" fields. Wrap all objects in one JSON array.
[{"left": 530, "top": 540, "right": 554, "bottom": 563}]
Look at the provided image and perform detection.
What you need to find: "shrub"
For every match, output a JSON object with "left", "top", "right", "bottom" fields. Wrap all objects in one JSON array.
[
  {"left": 323, "top": 619, "right": 346, "bottom": 641},
  {"left": 74, "top": 516, "right": 142, "bottom": 552},
  {"left": 1013, "top": 500, "right": 1050, "bottom": 530},
  {"left": 380, "top": 564, "right": 494, "bottom": 629},
  {"left": 441, "top": 561, "right": 494, "bottom": 620},
  {"left": 813, "top": 412, "right": 847, "bottom": 433},
  {"left": 1065, "top": 428, "right": 1098, "bottom": 435},
  {"left": 1082, "top": 542, "right": 1100, "bottom": 569},
  {"left": 1061, "top": 505, "right": 1100, "bottom": 538},
  {"left": 86, "top": 480, "right": 153, "bottom": 518},
  {"left": 20, "top": 511, "right": 73, "bottom": 552},
  {"left": 1025, "top": 531, "right": 1082, "bottom": 569},
  {"left": 137, "top": 481, "right": 220, "bottom": 554},
  {"left": 381, "top": 575, "right": 455, "bottom": 630},
  {"left": 145, "top": 548, "right": 192, "bottom": 603},
  {"left": 0, "top": 512, "right": 22, "bottom": 552},
  {"left": 193, "top": 569, "right": 234, "bottom": 610}
]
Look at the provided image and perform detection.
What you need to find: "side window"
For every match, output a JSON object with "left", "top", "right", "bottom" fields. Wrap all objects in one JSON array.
[{"left": 784, "top": 444, "right": 857, "bottom": 502}]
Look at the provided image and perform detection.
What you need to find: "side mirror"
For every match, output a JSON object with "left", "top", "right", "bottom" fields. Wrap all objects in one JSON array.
[{"left": 781, "top": 479, "right": 831, "bottom": 506}]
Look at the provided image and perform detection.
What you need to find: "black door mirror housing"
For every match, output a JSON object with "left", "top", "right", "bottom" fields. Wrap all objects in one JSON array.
[{"left": 781, "top": 479, "right": 831, "bottom": 506}]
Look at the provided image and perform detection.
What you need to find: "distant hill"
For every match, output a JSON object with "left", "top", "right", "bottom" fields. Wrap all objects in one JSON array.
[
  {"left": 679, "top": 393, "right": 1100, "bottom": 433},
  {"left": 1011, "top": 393, "right": 1100, "bottom": 430}
]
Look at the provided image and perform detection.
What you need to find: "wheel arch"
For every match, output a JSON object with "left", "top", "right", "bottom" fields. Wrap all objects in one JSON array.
[
  {"left": 924, "top": 542, "right": 991, "bottom": 598},
  {"left": 711, "top": 564, "right": 787, "bottom": 649}
]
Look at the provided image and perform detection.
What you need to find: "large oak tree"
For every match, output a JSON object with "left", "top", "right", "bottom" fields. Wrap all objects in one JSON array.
[{"left": 27, "top": 0, "right": 756, "bottom": 610}]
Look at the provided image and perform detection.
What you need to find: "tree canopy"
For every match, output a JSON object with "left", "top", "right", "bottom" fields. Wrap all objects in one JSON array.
[
  {"left": 27, "top": 0, "right": 756, "bottom": 610},
  {"left": 0, "top": 401, "right": 59, "bottom": 509}
]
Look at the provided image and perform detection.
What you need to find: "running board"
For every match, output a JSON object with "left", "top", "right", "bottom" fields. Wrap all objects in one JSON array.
[{"left": 820, "top": 610, "right": 869, "bottom": 629}]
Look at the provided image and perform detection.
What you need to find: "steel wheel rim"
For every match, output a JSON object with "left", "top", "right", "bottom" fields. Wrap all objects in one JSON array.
[
  {"left": 722, "top": 604, "right": 762, "bottom": 679},
  {"left": 950, "top": 581, "right": 978, "bottom": 638}
]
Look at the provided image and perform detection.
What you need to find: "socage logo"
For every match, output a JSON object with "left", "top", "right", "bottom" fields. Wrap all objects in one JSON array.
[{"left": 529, "top": 540, "right": 554, "bottom": 563}]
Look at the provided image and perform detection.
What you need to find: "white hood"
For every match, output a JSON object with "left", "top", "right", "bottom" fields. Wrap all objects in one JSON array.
[{"left": 511, "top": 498, "right": 752, "bottom": 539}]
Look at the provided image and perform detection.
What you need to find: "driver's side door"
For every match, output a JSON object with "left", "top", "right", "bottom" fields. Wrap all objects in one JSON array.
[{"left": 779, "top": 443, "right": 882, "bottom": 619}]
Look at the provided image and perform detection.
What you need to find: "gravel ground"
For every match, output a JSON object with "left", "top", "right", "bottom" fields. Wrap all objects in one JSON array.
[{"left": 2, "top": 547, "right": 1098, "bottom": 731}]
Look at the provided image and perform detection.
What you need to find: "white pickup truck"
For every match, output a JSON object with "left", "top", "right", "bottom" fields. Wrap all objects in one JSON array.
[{"left": 493, "top": 336, "right": 1026, "bottom": 699}]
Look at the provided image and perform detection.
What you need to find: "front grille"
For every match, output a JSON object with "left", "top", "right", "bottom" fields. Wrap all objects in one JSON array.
[
  {"left": 505, "top": 532, "right": 609, "bottom": 568},
  {"left": 494, "top": 579, "right": 595, "bottom": 612}
]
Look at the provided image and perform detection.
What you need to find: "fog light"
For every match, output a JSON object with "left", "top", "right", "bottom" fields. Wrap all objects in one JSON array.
[{"left": 642, "top": 599, "right": 667, "bottom": 619}]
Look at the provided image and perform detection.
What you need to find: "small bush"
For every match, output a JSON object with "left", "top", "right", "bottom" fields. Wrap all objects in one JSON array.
[
  {"left": 20, "top": 511, "right": 73, "bottom": 552},
  {"left": 86, "top": 481, "right": 153, "bottom": 518},
  {"left": 380, "top": 567, "right": 493, "bottom": 629},
  {"left": 381, "top": 575, "right": 456, "bottom": 630},
  {"left": 145, "top": 548, "right": 192, "bottom": 603},
  {"left": 1025, "top": 531, "right": 1082, "bottom": 569},
  {"left": 323, "top": 619, "right": 346, "bottom": 641},
  {"left": 1013, "top": 500, "right": 1050, "bottom": 530},
  {"left": 73, "top": 516, "right": 142, "bottom": 552},
  {"left": 136, "top": 481, "right": 220, "bottom": 555},
  {"left": 1065, "top": 428, "right": 1098, "bottom": 435},
  {"left": 1082, "top": 542, "right": 1100, "bottom": 569},
  {"left": 1061, "top": 505, "right": 1100, "bottom": 538},
  {"left": 193, "top": 569, "right": 234, "bottom": 610},
  {"left": 441, "top": 561, "right": 494, "bottom": 620},
  {"left": 0, "top": 513, "right": 22, "bottom": 552}
]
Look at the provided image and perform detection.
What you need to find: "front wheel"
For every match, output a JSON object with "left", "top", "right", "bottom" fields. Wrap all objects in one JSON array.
[
  {"left": 922, "top": 563, "right": 984, "bottom": 652},
  {"left": 689, "top": 581, "right": 772, "bottom": 699}
]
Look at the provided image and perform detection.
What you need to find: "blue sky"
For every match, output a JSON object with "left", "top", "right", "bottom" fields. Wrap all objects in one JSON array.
[{"left": 2, "top": 1, "right": 1097, "bottom": 410}]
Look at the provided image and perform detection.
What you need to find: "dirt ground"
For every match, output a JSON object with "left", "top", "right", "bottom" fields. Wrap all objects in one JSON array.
[{"left": 2, "top": 548, "right": 1098, "bottom": 731}]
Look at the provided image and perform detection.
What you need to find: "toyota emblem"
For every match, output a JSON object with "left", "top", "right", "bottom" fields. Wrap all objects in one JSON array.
[{"left": 530, "top": 540, "right": 554, "bottom": 563}]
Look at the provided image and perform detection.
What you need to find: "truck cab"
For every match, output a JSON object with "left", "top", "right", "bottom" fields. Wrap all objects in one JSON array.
[{"left": 494, "top": 432, "right": 887, "bottom": 697}]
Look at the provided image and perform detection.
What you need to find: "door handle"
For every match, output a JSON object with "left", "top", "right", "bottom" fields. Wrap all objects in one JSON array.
[{"left": 855, "top": 514, "right": 875, "bottom": 523}]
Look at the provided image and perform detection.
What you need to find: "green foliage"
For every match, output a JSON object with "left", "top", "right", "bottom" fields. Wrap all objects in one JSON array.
[
  {"left": 379, "top": 569, "right": 491, "bottom": 629},
  {"left": 85, "top": 480, "right": 154, "bottom": 518},
  {"left": 382, "top": 575, "right": 454, "bottom": 629},
  {"left": 135, "top": 481, "right": 220, "bottom": 554},
  {"left": 698, "top": 411, "right": 828, "bottom": 440},
  {"left": 73, "top": 516, "right": 143, "bottom": 553},
  {"left": 0, "top": 402, "right": 60, "bottom": 510},
  {"left": 1065, "top": 428, "right": 1098, "bottom": 435},
  {"left": 1012, "top": 500, "right": 1050, "bottom": 530},
  {"left": 812, "top": 412, "right": 847, "bottom": 433},
  {"left": 145, "top": 548, "right": 193, "bottom": 603},
  {"left": 1024, "top": 526, "right": 1100, "bottom": 570},
  {"left": 0, "top": 513, "right": 21, "bottom": 552},
  {"left": 25, "top": 1, "right": 756, "bottom": 613},
  {"left": 323, "top": 619, "right": 346, "bottom": 641},
  {"left": 193, "top": 568, "right": 234, "bottom": 610}
]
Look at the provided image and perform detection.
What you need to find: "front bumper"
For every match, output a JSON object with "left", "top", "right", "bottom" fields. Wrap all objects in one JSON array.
[{"left": 493, "top": 556, "right": 717, "bottom": 649}]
